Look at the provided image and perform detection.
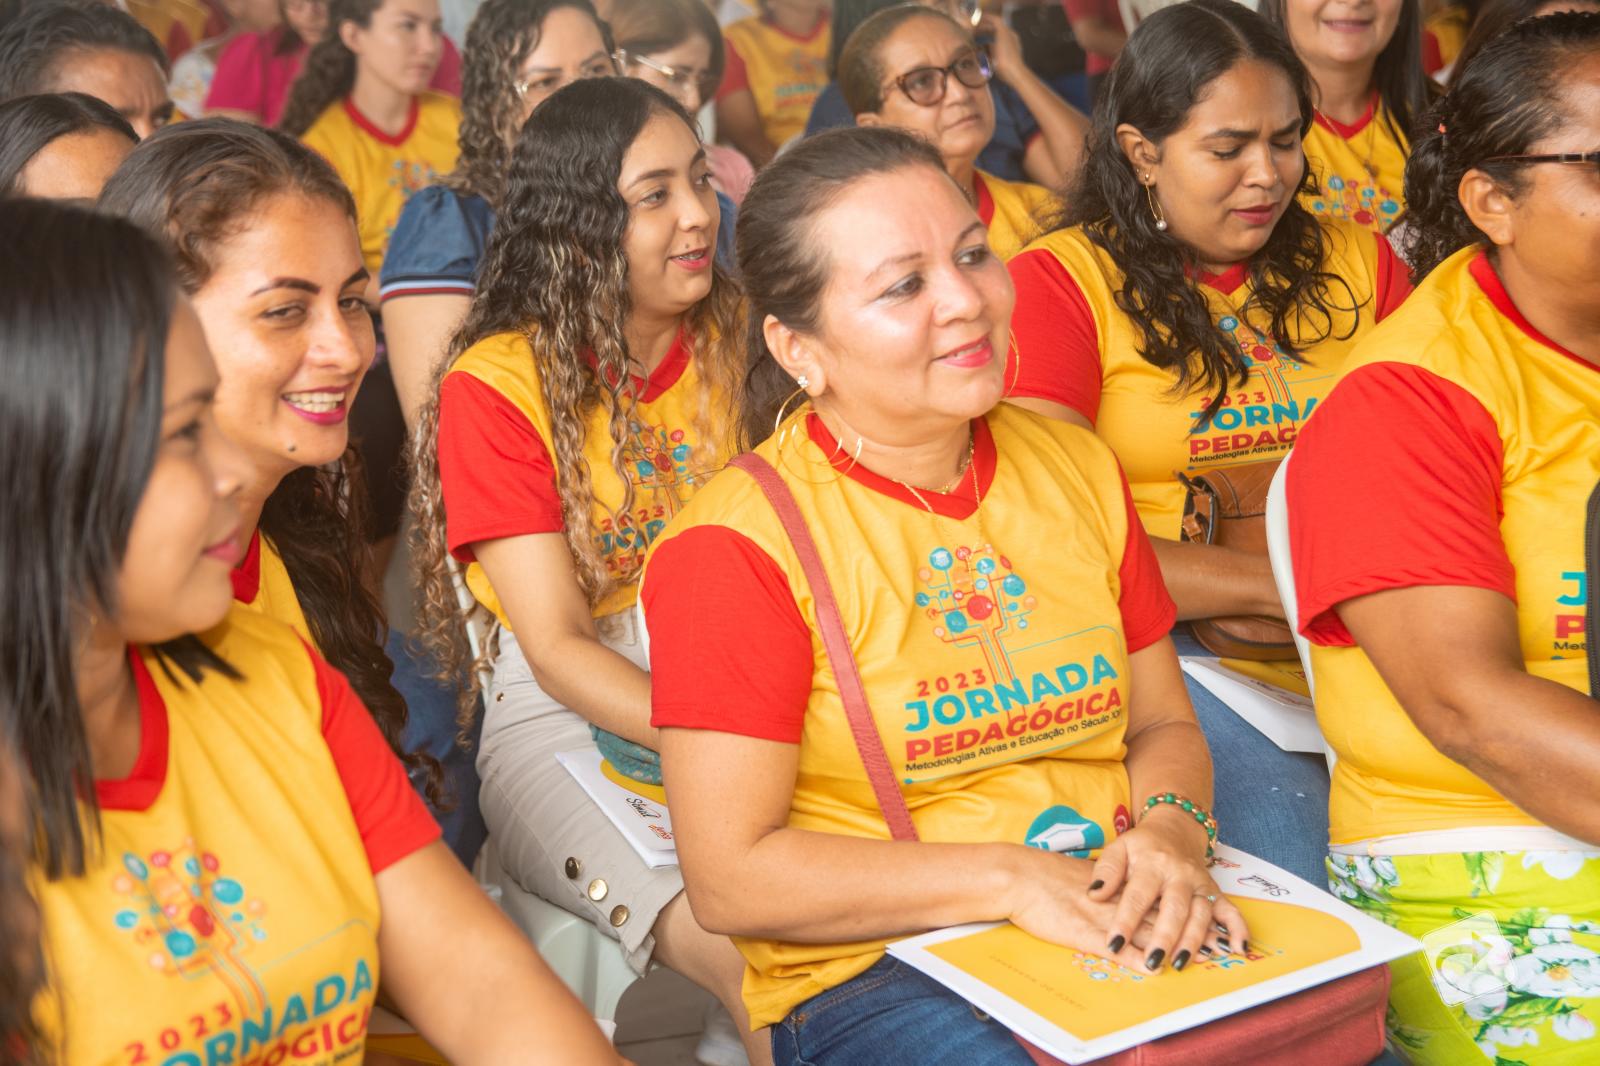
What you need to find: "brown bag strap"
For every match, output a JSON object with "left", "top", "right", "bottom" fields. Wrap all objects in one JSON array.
[{"left": 729, "top": 453, "right": 920, "bottom": 843}]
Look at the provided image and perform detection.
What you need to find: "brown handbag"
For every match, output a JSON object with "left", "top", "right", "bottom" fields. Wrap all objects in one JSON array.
[{"left": 1175, "top": 460, "right": 1296, "bottom": 660}]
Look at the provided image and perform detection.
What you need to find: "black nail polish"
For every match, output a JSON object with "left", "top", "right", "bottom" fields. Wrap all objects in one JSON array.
[
  {"left": 1198, "top": 946, "right": 1213, "bottom": 957},
  {"left": 1242, "top": 939, "right": 1250, "bottom": 954},
  {"left": 1172, "top": 950, "right": 1191, "bottom": 971},
  {"left": 1216, "top": 935, "right": 1231, "bottom": 947},
  {"left": 1146, "top": 948, "right": 1166, "bottom": 972},
  {"left": 1089, "top": 879, "right": 1104, "bottom": 891},
  {"left": 1107, "top": 934, "right": 1126, "bottom": 953}
]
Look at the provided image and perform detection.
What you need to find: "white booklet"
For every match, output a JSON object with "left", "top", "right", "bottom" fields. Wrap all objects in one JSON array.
[
  {"left": 887, "top": 846, "right": 1419, "bottom": 1064},
  {"left": 555, "top": 747, "right": 679, "bottom": 869},
  {"left": 1179, "top": 656, "right": 1325, "bottom": 754}
]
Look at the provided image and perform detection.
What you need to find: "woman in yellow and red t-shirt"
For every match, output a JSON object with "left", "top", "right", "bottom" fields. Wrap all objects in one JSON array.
[
  {"left": 1005, "top": 0, "right": 1412, "bottom": 889},
  {"left": 1288, "top": 15, "right": 1600, "bottom": 1062},
  {"left": 0, "top": 198, "right": 620, "bottom": 1065},
  {"left": 643, "top": 125, "right": 1243, "bottom": 1061},
  {"left": 409, "top": 77, "right": 767, "bottom": 1061},
  {"left": 1260, "top": 0, "right": 1431, "bottom": 233},
  {"left": 839, "top": 5, "right": 1062, "bottom": 259},
  {"left": 714, "top": 0, "right": 830, "bottom": 166}
]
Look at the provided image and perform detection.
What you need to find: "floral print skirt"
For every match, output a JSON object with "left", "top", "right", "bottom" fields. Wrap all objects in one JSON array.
[{"left": 1327, "top": 850, "right": 1600, "bottom": 1065}]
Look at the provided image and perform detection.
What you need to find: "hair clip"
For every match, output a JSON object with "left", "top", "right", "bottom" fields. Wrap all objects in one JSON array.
[{"left": 1438, "top": 122, "right": 1448, "bottom": 135}]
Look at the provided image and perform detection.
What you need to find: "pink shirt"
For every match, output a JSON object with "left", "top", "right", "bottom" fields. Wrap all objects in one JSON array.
[{"left": 204, "top": 26, "right": 461, "bottom": 125}]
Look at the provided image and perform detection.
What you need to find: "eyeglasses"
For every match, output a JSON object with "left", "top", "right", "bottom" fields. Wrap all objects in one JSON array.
[
  {"left": 513, "top": 55, "right": 619, "bottom": 99},
  {"left": 889, "top": 50, "right": 992, "bottom": 107},
  {"left": 615, "top": 49, "right": 716, "bottom": 97},
  {"left": 1483, "top": 150, "right": 1600, "bottom": 173}
]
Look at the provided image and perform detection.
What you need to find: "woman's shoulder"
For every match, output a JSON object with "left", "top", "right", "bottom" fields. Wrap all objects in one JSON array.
[
  {"left": 416, "top": 91, "right": 463, "bottom": 129},
  {"left": 991, "top": 402, "right": 1116, "bottom": 470}
]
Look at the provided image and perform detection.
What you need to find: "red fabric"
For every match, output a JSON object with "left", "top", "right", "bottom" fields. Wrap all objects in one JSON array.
[
  {"left": 807, "top": 412, "right": 998, "bottom": 518},
  {"left": 717, "top": 33, "right": 750, "bottom": 99},
  {"left": 309, "top": 641, "right": 441, "bottom": 873},
  {"left": 1288, "top": 361, "right": 1513, "bottom": 646},
  {"left": 1422, "top": 29, "right": 1445, "bottom": 77},
  {"left": 342, "top": 95, "right": 419, "bottom": 147},
  {"left": 1311, "top": 90, "right": 1378, "bottom": 139},
  {"left": 1061, "top": 0, "right": 1124, "bottom": 74},
  {"left": 437, "top": 372, "right": 564, "bottom": 562},
  {"left": 434, "top": 35, "right": 462, "bottom": 96},
  {"left": 1373, "top": 232, "right": 1413, "bottom": 320},
  {"left": 231, "top": 528, "right": 262, "bottom": 604},
  {"left": 974, "top": 172, "right": 996, "bottom": 227},
  {"left": 1114, "top": 473, "right": 1177, "bottom": 653},
  {"left": 1470, "top": 251, "right": 1597, "bottom": 373},
  {"left": 1006, "top": 247, "right": 1103, "bottom": 418},
  {"left": 96, "top": 650, "right": 169, "bottom": 811}
]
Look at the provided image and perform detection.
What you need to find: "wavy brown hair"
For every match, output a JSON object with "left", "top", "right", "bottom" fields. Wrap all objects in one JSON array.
[
  {"left": 442, "top": 0, "right": 612, "bottom": 208},
  {"left": 99, "top": 119, "right": 444, "bottom": 802},
  {"left": 410, "top": 78, "right": 744, "bottom": 726},
  {"left": 277, "top": 0, "right": 384, "bottom": 137}
]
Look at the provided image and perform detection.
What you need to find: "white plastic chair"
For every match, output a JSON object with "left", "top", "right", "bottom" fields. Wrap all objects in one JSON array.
[
  {"left": 1264, "top": 453, "right": 1337, "bottom": 773},
  {"left": 452, "top": 561, "right": 644, "bottom": 1025}
]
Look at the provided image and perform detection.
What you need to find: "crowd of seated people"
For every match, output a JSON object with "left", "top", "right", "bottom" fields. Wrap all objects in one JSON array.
[{"left": 1, "top": 0, "right": 1597, "bottom": 1063}]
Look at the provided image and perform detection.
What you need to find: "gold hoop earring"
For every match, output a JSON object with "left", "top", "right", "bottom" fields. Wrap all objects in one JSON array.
[
  {"left": 1005, "top": 329, "right": 1022, "bottom": 397},
  {"left": 1144, "top": 180, "right": 1169, "bottom": 232},
  {"left": 772, "top": 385, "right": 810, "bottom": 449}
]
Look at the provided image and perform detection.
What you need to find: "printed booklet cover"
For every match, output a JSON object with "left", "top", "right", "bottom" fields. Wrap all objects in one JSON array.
[
  {"left": 556, "top": 747, "right": 679, "bottom": 869},
  {"left": 887, "top": 846, "right": 1419, "bottom": 1063},
  {"left": 1179, "top": 657, "right": 1324, "bottom": 754}
]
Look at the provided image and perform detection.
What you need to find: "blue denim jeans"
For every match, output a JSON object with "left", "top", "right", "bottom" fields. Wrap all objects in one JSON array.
[
  {"left": 1171, "top": 629, "right": 1331, "bottom": 889},
  {"left": 770, "top": 957, "right": 1033, "bottom": 1066}
]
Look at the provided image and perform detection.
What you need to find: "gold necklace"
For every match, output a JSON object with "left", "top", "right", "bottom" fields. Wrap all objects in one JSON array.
[
  {"left": 893, "top": 434, "right": 991, "bottom": 551},
  {"left": 1316, "top": 103, "right": 1381, "bottom": 179}
]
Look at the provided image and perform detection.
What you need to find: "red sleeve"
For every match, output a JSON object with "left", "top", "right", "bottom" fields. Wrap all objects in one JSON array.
[
  {"left": 308, "top": 642, "right": 441, "bottom": 874},
  {"left": 1288, "top": 362, "right": 1512, "bottom": 646},
  {"left": 1062, "top": 0, "right": 1120, "bottom": 26},
  {"left": 1422, "top": 30, "right": 1444, "bottom": 77},
  {"left": 1373, "top": 231, "right": 1413, "bottom": 321},
  {"left": 643, "top": 525, "right": 813, "bottom": 743},
  {"left": 1006, "top": 248, "right": 1104, "bottom": 420},
  {"left": 430, "top": 35, "right": 461, "bottom": 95},
  {"left": 1115, "top": 472, "right": 1177, "bottom": 651},
  {"left": 716, "top": 34, "right": 750, "bottom": 100},
  {"left": 204, "top": 33, "right": 267, "bottom": 113},
  {"left": 437, "top": 372, "right": 564, "bottom": 562}
]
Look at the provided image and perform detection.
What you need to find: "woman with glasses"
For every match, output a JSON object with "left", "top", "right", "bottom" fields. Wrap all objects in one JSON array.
[
  {"left": 1288, "top": 13, "right": 1600, "bottom": 1061},
  {"left": 610, "top": 0, "right": 756, "bottom": 204},
  {"left": 380, "top": 0, "right": 615, "bottom": 427},
  {"left": 206, "top": 0, "right": 461, "bottom": 125},
  {"left": 840, "top": 5, "right": 1057, "bottom": 258},
  {"left": 1005, "top": 0, "right": 1412, "bottom": 888}
]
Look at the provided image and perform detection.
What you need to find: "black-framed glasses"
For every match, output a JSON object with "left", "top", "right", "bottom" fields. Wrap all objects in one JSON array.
[
  {"left": 890, "top": 50, "right": 993, "bottom": 107},
  {"left": 1483, "top": 150, "right": 1600, "bottom": 173}
]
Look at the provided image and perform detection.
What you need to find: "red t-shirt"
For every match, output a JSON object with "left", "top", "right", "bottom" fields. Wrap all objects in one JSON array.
[{"left": 1061, "top": 0, "right": 1125, "bottom": 74}]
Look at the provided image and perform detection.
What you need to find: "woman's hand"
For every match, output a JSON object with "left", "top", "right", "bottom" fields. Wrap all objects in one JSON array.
[
  {"left": 1087, "top": 808, "right": 1248, "bottom": 973},
  {"left": 1004, "top": 847, "right": 1159, "bottom": 972},
  {"left": 977, "top": 14, "right": 1025, "bottom": 85}
]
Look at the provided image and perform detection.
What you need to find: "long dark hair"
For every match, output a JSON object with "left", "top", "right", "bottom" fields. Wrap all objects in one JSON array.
[
  {"left": 734, "top": 125, "right": 949, "bottom": 449},
  {"left": 98, "top": 120, "right": 443, "bottom": 802},
  {"left": 277, "top": 0, "right": 385, "bottom": 137},
  {"left": 411, "top": 78, "right": 745, "bottom": 722},
  {"left": 1260, "top": 0, "right": 1430, "bottom": 149},
  {"left": 1404, "top": 9, "right": 1600, "bottom": 280},
  {"left": 1047, "top": 0, "right": 1354, "bottom": 420},
  {"left": 0, "top": 92, "right": 136, "bottom": 197},
  {"left": 0, "top": 742, "right": 43, "bottom": 1065},
  {"left": 0, "top": 199, "right": 236, "bottom": 880},
  {"left": 1448, "top": 0, "right": 1593, "bottom": 85},
  {"left": 444, "top": 0, "right": 611, "bottom": 207}
]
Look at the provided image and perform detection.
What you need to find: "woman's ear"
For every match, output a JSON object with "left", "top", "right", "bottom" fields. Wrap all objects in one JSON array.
[
  {"left": 1459, "top": 167, "right": 1517, "bottom": 248},
  {"left": 339, "top": 19, "right": 364, "bottom": 54},
  {"left": 763, "top": 313, "right": 826, "bottom": 396},
  {"left": 1115, "top": 123, "right": 1160, "bottom": 178},
  {"left": 855, "top": 110, "right": 884, "bottom": 129}
]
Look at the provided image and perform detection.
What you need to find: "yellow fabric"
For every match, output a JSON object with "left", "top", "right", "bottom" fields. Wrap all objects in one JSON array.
[
  {"left": 242, "top": 534, "right": 312, "bottom": 645},
  {"left": 1301, "top": 104, "right": 1409, "bottom": 235},
  {"left": 1018, "top": 219, "right": 1384, "bottom": 540},
  {"left": 724, "top": 16, "right": 829, "bottom": 148},
  {"left": 977, "top": 170, "right": 1055, "bottom": 260},
  {"left": 1311, "top": 247, "right": 1600, "bottom": 846},
  {"left": 648, "top": 404, "right": 1143, "bottom": 1027},
  {"left": 449, "top": 330, "right": 728, "bottom": 625},
  {"left": 33, "top": 607, "right": 383, "bottom": 1064},
  {"left": 1425, "top": 7, "right": 1470, "bottom": 69},
  {"left": 300, "top": 93, "right": 461, "bottom": 274}
]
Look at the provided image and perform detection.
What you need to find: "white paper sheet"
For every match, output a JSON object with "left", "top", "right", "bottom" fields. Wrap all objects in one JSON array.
[
  {"left": 1179, "top": 657, "right": 1325, "bottom": 754},
  {"left": 556, "top": 748, "right": 679, "bottom": 869}
]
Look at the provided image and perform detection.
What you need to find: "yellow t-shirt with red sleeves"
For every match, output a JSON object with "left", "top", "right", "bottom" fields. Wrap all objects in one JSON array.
[
  {"left": 718, "top": 14, "right": 830, "bottom": 148},
  {"left": 32, "top": 606, "right": 439, "bottom": 1064},
  {"left": 1300, "top": 95, "right": 1409, "bottom": 235},
  {"left": 1006, "top": 218, "right": 1410, "bottom": 539},
  {"left": 232, "top": 529, "right": 311, "bottom": 642},
  {"left": 641, "top": 404, "right": 1176, "bottom": 1026},
  {"left": 1288, "top": 247, "right": 1600, "bottom": 845},
  {"left": 301, "top": 93, "right": 462, "bottom": 275},
  {"left": 437, "top": 326, "right": 731, "bottom": 625},
  {"left": 975, "top": 170, "right": 1055, "bottom": 260}
]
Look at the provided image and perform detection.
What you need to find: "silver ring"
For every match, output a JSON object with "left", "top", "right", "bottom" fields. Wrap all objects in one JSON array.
[{"left": 1196, "top": 892, "right": 1218, "bottom": 903}]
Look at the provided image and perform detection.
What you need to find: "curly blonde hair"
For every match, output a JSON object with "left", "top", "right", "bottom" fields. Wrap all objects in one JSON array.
[
  {"left": 442, "top": 0, "right": 613, "bottom": 208},
  {"left": 410, "top": 78, "right": 744, "bottom": 727}
]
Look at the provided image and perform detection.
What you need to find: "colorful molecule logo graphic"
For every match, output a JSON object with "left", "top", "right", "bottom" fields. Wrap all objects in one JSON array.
[{"left": 915, "top": 543, "right": 1036, "bottom": 683}]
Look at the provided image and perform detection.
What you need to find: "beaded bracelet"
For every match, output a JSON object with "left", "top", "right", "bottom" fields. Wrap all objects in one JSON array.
[{"left": 1141, "top": 792, "right": 1218, "bottom": 861}]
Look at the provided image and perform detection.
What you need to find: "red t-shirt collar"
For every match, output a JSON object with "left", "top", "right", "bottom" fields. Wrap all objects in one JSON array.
[
  {"left": 804, "top": 411, "right": 998, "bottom": 519},
  {"left": 588, "top": 325, "right": 693, "bottom": 401},
  {"left": 974, "top": 172, "right": 996, "bottom": 228},
  {"left": 1195, "top": 260, "right": 1250, "bottom": 295},
  {"left": 1469, "top": 250, "right": 1598, "bottom": 373},
  {"left": 230, "top": 528, "right": 262, "bottom": 604},
  {"left": 1312, "top": 89, "right": 1379, "bottom": 140},
  {"left": 95, "top": 649, "right": 169, "bottom": 812},
  {"left": 342, "top": 95, "right": 420, "bottom": 147}
]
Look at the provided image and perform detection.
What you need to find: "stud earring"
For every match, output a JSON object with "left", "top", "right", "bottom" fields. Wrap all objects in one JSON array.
[
  {"left": 1144, "top": 181, "right": 1169, "bottom": 232},
  {"left": 796, "top": 374, "right": 810, "bottom": 390}
]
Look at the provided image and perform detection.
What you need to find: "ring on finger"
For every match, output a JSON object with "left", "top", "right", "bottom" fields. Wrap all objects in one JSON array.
[{"left": 1195, "top": 891, "right": 1218, "bottom": 903}]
